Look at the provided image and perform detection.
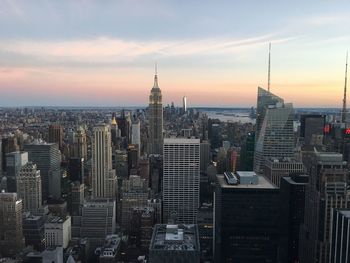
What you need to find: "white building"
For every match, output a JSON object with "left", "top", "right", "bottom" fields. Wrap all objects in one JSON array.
[
  {"left": 17, "top": 162, "right": 42, "bottom": 213},
  {"left": 44, "top": 216, "right": 71, "bottom": 249},
  {"left": 163, "top": 138, "right": 200, "bottom": 224},
  {"left": 92, "top": 124, "right": 117, "bottom": 198}
]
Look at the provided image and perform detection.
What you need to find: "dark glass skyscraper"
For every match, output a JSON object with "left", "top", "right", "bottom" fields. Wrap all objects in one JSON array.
[
  {"left": 24, "top": 142, "right": 61, "bottom": 200},
  {"left": 214, "top": 172, "right": 285, "bottom": 263}
]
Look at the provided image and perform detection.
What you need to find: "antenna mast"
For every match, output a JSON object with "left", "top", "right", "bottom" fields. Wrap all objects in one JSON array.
[
  {"left": 268, "top": 42, "right": 271, "bottom": 92},
  {"left": 342, "top": 52, "right": 348, "bottom": 124}
]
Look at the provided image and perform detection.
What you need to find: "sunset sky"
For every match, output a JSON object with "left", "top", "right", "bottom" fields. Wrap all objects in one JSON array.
[{"left": 0, "top": 0, "right": 349, "bottom": 107}]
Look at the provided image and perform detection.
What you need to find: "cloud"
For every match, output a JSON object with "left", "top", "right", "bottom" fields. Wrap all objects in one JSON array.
[{"left": 0, "top": 35, "right": 297, "bottom": 67}]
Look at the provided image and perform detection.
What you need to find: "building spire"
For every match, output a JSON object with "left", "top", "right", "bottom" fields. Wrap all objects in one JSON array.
[
  {"left": 342, "top": 51, "right": 348, "bottom": 124},
  {"left": 153, "top": 62, "right": 159, "bottom": 89},
  {"left": 268, "top": 42, "right": 271, "bottom": 92}
]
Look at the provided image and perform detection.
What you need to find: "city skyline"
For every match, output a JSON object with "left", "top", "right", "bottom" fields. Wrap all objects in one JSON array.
[{"left": 0, "top": 1, "right": 350, "bottom": 107}]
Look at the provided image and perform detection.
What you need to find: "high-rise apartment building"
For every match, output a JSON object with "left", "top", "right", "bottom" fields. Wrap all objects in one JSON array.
[
  {"left": 48, "top": 124, "right": 64, "bottom": 150},
  {"left": 299, "top": 151, "right": 349, "bottom": 263},
  {"left": 24, "top": 142, "right": 61, "bottom": 200},
  {"left": 148, "top": 72, "right": 163, "bottom": 155},
  {"left": 0, "top": 192, "right": 25, "bottom": 257},
  {"left": 17, "top": 162, "right": 42, "bottom": 214},
  {"left": 254, "top": 98, "right": 294, "bottom": 174},
  {"left": 92, "top": 124, "right": 117, "bottom": 198},
  {"left": 163, "top": 138, "right": 200, "bottom": 224}
]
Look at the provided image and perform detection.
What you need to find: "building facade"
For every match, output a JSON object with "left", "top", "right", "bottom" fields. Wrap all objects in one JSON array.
[
  {"left": 163, "top": 138, "right": 200, "bottom": 224},
  {"left": 214, "top": 172, "right": 285, "bottom": 263},
  {"left": 148, "top": 73, "right": 163, "bottom": 155},
  {"left": 0, "top": 192, "right": 24, "bottom": 257},
  {"left": 92, "top": 124, "right": 117, "bottom": 198},
  {"left": 17, "top": 162, "right": 42, "bottom": 213},
  {"left": 299, "top": 151, "right": 349, "bottom": 263},
  {"left": 24, "top": 142, "right": 61, "bottom": 200}
]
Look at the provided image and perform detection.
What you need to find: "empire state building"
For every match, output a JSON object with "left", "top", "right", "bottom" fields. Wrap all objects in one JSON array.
[{"left": 148, "top": 71, "right": 163, "bottom": 155}]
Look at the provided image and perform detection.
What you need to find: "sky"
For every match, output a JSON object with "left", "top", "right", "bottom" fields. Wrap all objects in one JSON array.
[{"left": 0, "top": 0, "right": 350, "bottom": 107}]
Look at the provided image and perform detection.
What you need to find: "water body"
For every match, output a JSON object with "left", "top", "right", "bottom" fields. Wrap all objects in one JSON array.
[{"left": 202, "top": 109, "right": 255, "bottom": 124}]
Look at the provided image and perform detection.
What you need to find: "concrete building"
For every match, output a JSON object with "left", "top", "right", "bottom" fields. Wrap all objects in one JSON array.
[
  {"left": 300, "top": 114, "right": 326, "bottom": 146},
  {"left": 71, "top": 126, "right": 88, "bottom": 160},
  {"left": 120, "top": 175, "right": 149, "bottom": 232},
  {"left": 329, "top": 209, "right": 350, "bottom": 263},
  {"left": 131, "top": 120, "right": 141, "bottom": 152},
  {"left": 92, "top": 124, "right": 117, "bottom": 199},
  {"left": 263, "top": 157, "right": 304, "bottom": 187},
  {"left": 44, "top": 216, "right": 71, "bottom": 249},
  {"left": 48, "top": 124, "right": 64, "bottom": 150},
  {"left": 149, "top": 224, "right": 200, "bottom": 263},
  {"left": 97, "top": 234, "right": 121, "bottom": 263},
  {"left": 214, "top": 172, "right": 284, "bottom": 262},
  {"left": 0, "top": 192, "right": 24, "bottom": 257},
  {"left": 24, "top": 141, "right": 61, "bottom": 200},
  {"left": 163, "top": 138, "right": 200, "bottom": 224},
  {"left": 80, "top": 198, "right": 116, "bottom": 249},
  {"left": 299, "top": 151, "right": 349, "bottom": 263},
  {"left": 148, "top": 71, "right": 163, "bottom": 155},
  {"left": 17, "top": 162, "right": 42, "bottom": 213},
  {"left": 23, "top": 213, "right": 45, "bottom": 251}
]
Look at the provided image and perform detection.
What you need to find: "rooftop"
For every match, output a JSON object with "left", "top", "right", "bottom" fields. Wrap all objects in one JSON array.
[
  {"left": 150, "top": 224, "right": 200, "bottom": 251},
  {"left": 217, "top": 174, "right": 276, "bottom": 189}
]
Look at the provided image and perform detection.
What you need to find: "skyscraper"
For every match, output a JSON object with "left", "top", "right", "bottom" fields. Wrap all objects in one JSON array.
[
  {"left": 255, "top": 86, "right": 284, "bottom": 138},
  {"left": 299, "top": 151, "right": 349, "bottom": 263},
  {"left": 254, "top": 88, "right": 294, "bottom": 174},
  {"left": 329, "top": 209, "right": 350, "bottom": 263},
  {"left": 71, "top": 126, "right": 88, "bottom": 160},
  {"left": 0, "top": 192, "right": 25, "bottom": 257},
  {"left": 131, "top": 120, "right": 141, "bottom": 150},
  {"left": 17, "top": 162, "right": 42, "bottom": 214},
  {"left": 48, "top": 124, "right": 64, "bottom": 150},
  {"left": 214, "top": 172, "right": 284, "bottom": 262},
  {"left": 300, "top": 114, "right": 326, "bottom": 146},
  {"left": 6, "top": 151, "right": 28, "bottom": 192},
  {"left": 148, "top": 71, "right": 163, "bottom": 155},
  {"left": 92, "top": 124, "right": 117, "bottom": 198},
  {"left": 24, "top": 141, "right": 61, "bottom": 200},
  {"left": 163, "top": 138, "right": 200, "bottom": 223},
  {"left": 183, "top": 96, "right": 187, "bottom": 113}
]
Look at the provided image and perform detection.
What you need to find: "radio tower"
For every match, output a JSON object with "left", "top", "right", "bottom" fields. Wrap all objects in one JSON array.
[
  {"left": 268, "top": 42, "right": 271, "bottom": 92},
  {"left": 341, "top": 52, "right": 348, "bottom": 124}
]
